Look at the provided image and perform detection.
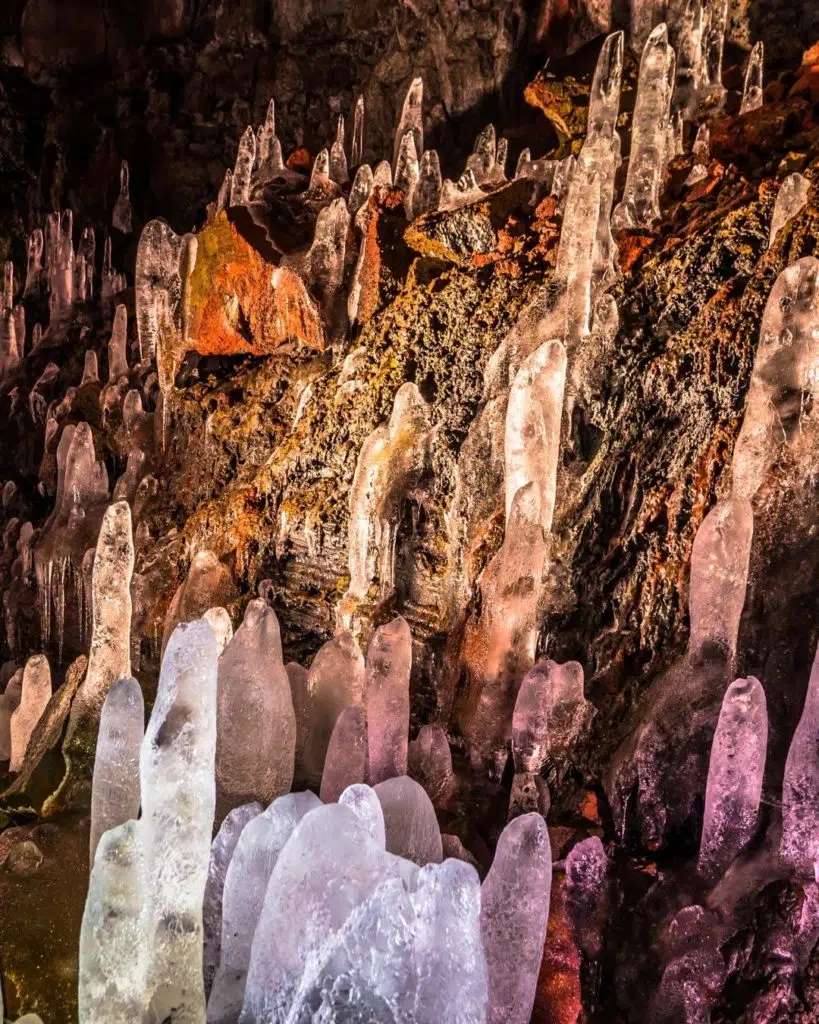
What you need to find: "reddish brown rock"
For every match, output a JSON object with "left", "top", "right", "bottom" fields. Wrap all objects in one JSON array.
[{"left": 531, "top": 874, "right": 583, "bottom": 1024}]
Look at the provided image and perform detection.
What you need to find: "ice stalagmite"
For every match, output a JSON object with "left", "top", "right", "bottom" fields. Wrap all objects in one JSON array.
[
  {"left": 113, "top": 161, "right": 133, "bottom": 234},
  {"left": 108, "top": 304, "right": 129, "bottom": 380},
  {"left": 588, "top": 31, "right": 624, "bottom": 132},
  {"left": 408, "top": 723, "right": 453, "bottom": 805},
  {"left": 365, "top": 614, "right": 411, "bottom": 784},
  {"left": 339, "top": 383, "right": 431, "bottom": 628},
  {"left": 348, "top": 164, "right": 373, "bottom": 220},
  {"left": 81, "top": 350, "right": 99, "bottom": 386},
  {"left": 565, "top": 836, "right": 608, "bottom": 956},
  {"left": 162, "top": 550, "right": 236, "bottom": 654},
  {"left": 465, "top": 124, "right": 497, "bottom": 185},
  {"left": 24, "top": 229, "right": 43, "bottom": 296},
  {"left": 698, "top": 676, "right": 767, "bottom": 880},
  {"left": 89, "top": 676, "right": 144, "bottom": 865},
  {"left": 0, "top": 669, "right": 22, "bottom": 761},
  {"left": 141, "top": 618, "right": 219, "bottom": 1024},
  {"left": 512, "top": 661, "right": 550, "bottom": 773},
  {"left": 769, "top": 173, "right": 810, "bottom": 247},
  {"left": 202, "top": 802, "right": 262, "bottom": 999},
  {"left": 3, "top": 260, "right": 14, "bottom": 309},
  {"left": 374, "top": 774, "right": 443, "bottom": 865},
  {"left": 302, "top": 630, "right": 365, "bottom": 788},
  {"left": 413, "top": 149, "right": 442, "bottom": 219},
  {"left": 732, "top": 258, "right": 819, "bottom": 500},
  {"left": 782, "top": 642, "right": 819, "bottom": 876},
  {"left": 612, "top": 24, "right": 676, "bottom": 230},
  {"left": 740, "top": 41, "right": 764, "bottom": 115},
  {"left": 320, "top": 705, "right": 367, "bottom": 802},
  {"left": 216, "top": 599, "right": 295, "bottom": 821},
  {"left": 351, "top": 95, "right": 364, "bottom": 167},
  {"left": 394, "top": 132, "right": 420, "bottom": 218},
  {"left": 207, "top": 792, "right": 320, "bottom": 1024},
  {"left": 393, "top": 76, "right": 423, "bottom": 171},
  {"left": 339, "top": 782, "right": 386, "bottom": 845},
  {"left": 256, "top": 100, "right": 276, "bottom": 172},
  {"left": 504, "top": 339, "right": 567, "bottom": 533},
  {"left": 481, "top": 812, "right": 552, "bottom": 1024},
  {"left": 231, "top": 127, "right": 257, "bottom": 206},
  {"left": 329, "top": 116, "right": 349, "bottom": 184},
  {"left": 373, "top": 159, "right": 393, "bottom": 187},
  {"left": 285, "top": 661, "right": 310, "bottom": 782},
  {"left": 79, "top": 819, "right": 147, "bottom": 1024},
  {"left": 9, "top": 654, "right": 51, "bottom": 773}
]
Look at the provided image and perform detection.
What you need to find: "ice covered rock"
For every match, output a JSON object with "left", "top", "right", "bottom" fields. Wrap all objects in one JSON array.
[
  {"left": 207, "top": 792, "right": 319, "bottom": 1024},
  {"left": 374, "top": 774, "right": 443, "bottom": 865},
  {"left": 769, "top": 173, "right": 810, "bottom": 247},
  {"left": 320, "top": 705, "right": 367, "bottom": 803},
  {"left": 203, "top": 802, "right": 262, "bottom": 999},
  {"left": 89, "top": 676, "right": 144, "bottom": 865},
  {"left": 407, "top": 724, "right": 453, "bottom": 805},
  {"left": 215, "top": 599, "right": 295, "bottom": 821},
  {"left": 698, "top": 676, "right": 767, "bottom": 880},
  {"left": 365, "top": 615, "right": 411, "bottom": 784},
  {"left": 9, "top": 654, "right": 51, "bottom": 773},
  {"left": 481, "top": 812, "right": 552, "bottom": 1024},
  {"left": 302, "top": 630, "right": 365, "bottom": 789}
]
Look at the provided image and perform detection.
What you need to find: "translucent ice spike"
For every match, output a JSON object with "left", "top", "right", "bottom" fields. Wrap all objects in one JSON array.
[
  {"left": 374, "top": 775, "right": 443, "bottom": 865},
  {"left": 395, "top": 131, "right": 420, "bottom": 218},
  {"left": 739, "top": 41, "right": 764, "bottom": 115},
  {"left": 108, "top": 304, "right": 129, "bottom": 381},
  {"left": 588, "top": 31, "right": 624, "bottom": 133},
  {"left": 393, "top": 76, "right": 424, "bottom": 172},
  {"left": 413, "top": 149, "right": 442, "bottom": 219},
  {"left": 256, "top": 100, "right": 276, "bottom": 171},
  {"left": 351, "top": 95, "right": 365, "bottom": 167},
  {"left": 9, "top": 654, "right": 51, "bottom": 773},
  {"left": 231, "top": 127, "right": 257, "bottom": 206},
  {"left": 24, "top": 230, "right": 43, "bottom": 297},
  {"left": 769, "top": 173, "right": 810, "bottom": 247},
  {"left": 330, "top": 116, "right": 349, "bottom": 184},
  {"left": 465, "top": 124, "right": 497, "bottom": 186}
]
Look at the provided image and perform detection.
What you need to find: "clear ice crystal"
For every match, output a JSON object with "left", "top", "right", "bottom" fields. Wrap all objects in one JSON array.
[
  {"left": 329, "top": 116, "right": 349, "bottom": 184},
  {"left": 90, "top": 676, "right": 144, "bottom": 866},
  {"left": 231, "top": 127, "right": 257, "bottom": 206},
  {"left": 395, "top": 131, "right": 420, "bottom": 218},
  {"left": 374, "top": 774, "right": 443, "bottom": 866},
  {"left": 108, "top": 304, "right": 129, "bottom": 381},
  {"left": 739, "top": 41, "right": 764, "bottom": 115},
  {"left": 612, "top": 24, "right": 676, "bottom": 230},
  {"left": 481, "top": 812, "right": 552, "bottom": 1024},
  {"left": 348, "top": 163, "right": 374, "bottom": 220},
  {"left": 365, "top": 614, "right": 411, "bottom": 784},
  {"left": 698, "top": 675, "right": 767, "bottom": 880},
  {"left": 9, "top": 654, "right": 51, "bottom": 773},
  {"left": 769, "top": 172, "right": 810, "bottom": 247},
  {"left": 319, "top": 705, "right": 367, "bottom": 803},
  {"left": 393, "top": 77, "right": 423, "bottom": 172},
  {"left": 588, "top": 31, "right": 624, "bottom": 133},
  {"left": 216, "top": 599, "right": 296, "bottom": 821},
  {"left": 465, "top": 124, "right": 497, "bottom": 185}
]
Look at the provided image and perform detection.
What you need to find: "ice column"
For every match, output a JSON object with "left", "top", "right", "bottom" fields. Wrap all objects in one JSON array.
[
  {"left": 366, "top": 615, "right": 412, "bottom": 784},
  {"left": 9, "top": 654, "right": 51, "bottom": 773},
  {"left": 740, "top": 41, "right": 764, "bottom": 115},
  {"left": 140, "top": 618, "right": 220, "bottom": 1024},
  {"left": 216, "top": 599, "right": 296, "bottom": 820},
  {"left": 732, "top": 258, "right": 819, "bottom": 500},
  {"left": 319, "top": 705, "right": 368, "bottom": 802},
  {"left": 698, "top": 675, "right": 767, "bottom": 880},
  {"left": 302, "top": 630, "right": 365, "bottom": 788},
  {"left": 769, "top": 173, "right": 810, "bottom": 247},
  {"left": 393, "top": 77, "right": 424, "bottom": 171},
  {"left": 113, "top": 161, "right": 133, "bottom": 234},
  {"left": 612, "top": 24, "right": 676, "bottom": 230},
  {"left": 481, "top": 813, "right": 553, "bottom": 1024},
  {"left": 207, "top": 792, "right": 320, "bottom": 1024},
  {"left": 89, "top": 676, "right": 144, "bottom": 866}
]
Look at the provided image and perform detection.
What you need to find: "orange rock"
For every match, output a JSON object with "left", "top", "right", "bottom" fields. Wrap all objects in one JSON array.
[
  {"left": 801, "top": 41, "right": 819, "bottom": 69},
  {"left": 617, "top": 232, "right": 656, "bottom": 275},
  {"left": 579, "top": 790, "right": 600, "bottom": 824},
  {"left": 531, "top": 875, "right": 583, "bottom": 1024},
  {"left": 286, "top": 147, "right": 312, "bottom": 172}
]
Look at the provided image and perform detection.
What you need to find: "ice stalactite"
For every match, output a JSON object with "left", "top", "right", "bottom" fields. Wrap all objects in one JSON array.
[
  {"left": 732, "top": 257, "right": 819, "bottom": 500},
  {"left": 49, "top": 501, "right": 133, "bottom": 812},
  {"left": 698, "top": 675, "right": 767, "bottom": 880},
  {"left": 140, "top": 618, "right": 220, "bottom": 1024},
  {"left": 769, "top": 173, "right": 810, "bottom": 247},
  {"left": 408, "top": 724, "right": 453, "bottom": 805},
  {"left": 351, "top": 95, "right": 364, "bottom": 167},
  {"left": 112, "top": 161, "right": 133, "bottom": 235},
  {"left": 207, "top": 792, "right": 319, "bottom": 1024},
  {"left": 79, "top": 819, "right": 147, "bottom": 1024},
  {"left": 329, "top": 116, "right": 349, "bottom": 184},
  {"left": 338, "top": 383, "right": 431, "bottom": 632},
  {"left": 202, "top": 802, "right": 262, "bottom": 999},
  {"left": 9, "top": 654, "right": 51, "bottom": 773},
  {"left": 413, "top": 149, "right": 442, "bottom": 219},
  {"left": 365, "top": 614, "right": 411, "bottom": 784},
  {"left": 740, "top": 41, "right": 764, "bottom": 115},
  {"left": 374, "top": 775, "right": 443, "bottom": 865},
  {"left": 481, "top": 812, "right": 552, "bottom": 1024},
  {"left": 162, "top": 550, "right": 236, "bottom": 654},
  {"left": 89, "top": 676, "right": 144, "bottom": 865},
  {"left": 319, "top": 706, "right": 367, "bottom": 803},
  {"left": 135, "top": 218, "right": 198, "bottom": 421},
  {"left": 231, "top": 127, "right": 257, "bottom": 206},
  {"left": 782, "top": 641, "right": 819, "bottom": 876},
  {"left": 24, "top": 230, "right": 43, "bottom": 297},
  {"left": 301, "top": 630, "right": 365, "bottom": 789},
  {"left": 395, "top": 132, "right": 420, "bottom": 218},
  {"left": 215, "top": 599, "right": 296, "bottom": 822},
  {"left": 393, "top": 76, "right": 424, "bottom": 172},
  {"left": 606, "top": 498, "right": 753, "bottom": 848},
  {"left": 612, "top": 24, "right": 676, "bottom": 230},
  {"left": 504, "top": 339, "right": 567, "bottom": 533}
]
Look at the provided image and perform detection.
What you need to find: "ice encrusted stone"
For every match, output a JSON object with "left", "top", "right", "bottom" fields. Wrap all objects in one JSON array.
[
  {"left": 207, "top": 792, "right": 319, "bottom": 1024},
  {"left": 89, "top": 676, "right": 144, "bottom": 865},
  {"left": 698, "top": 676, "right": 767, "bottom": 880},
  {"left": 481, "top": 812, "right": 552, "bottom": 1024}
]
